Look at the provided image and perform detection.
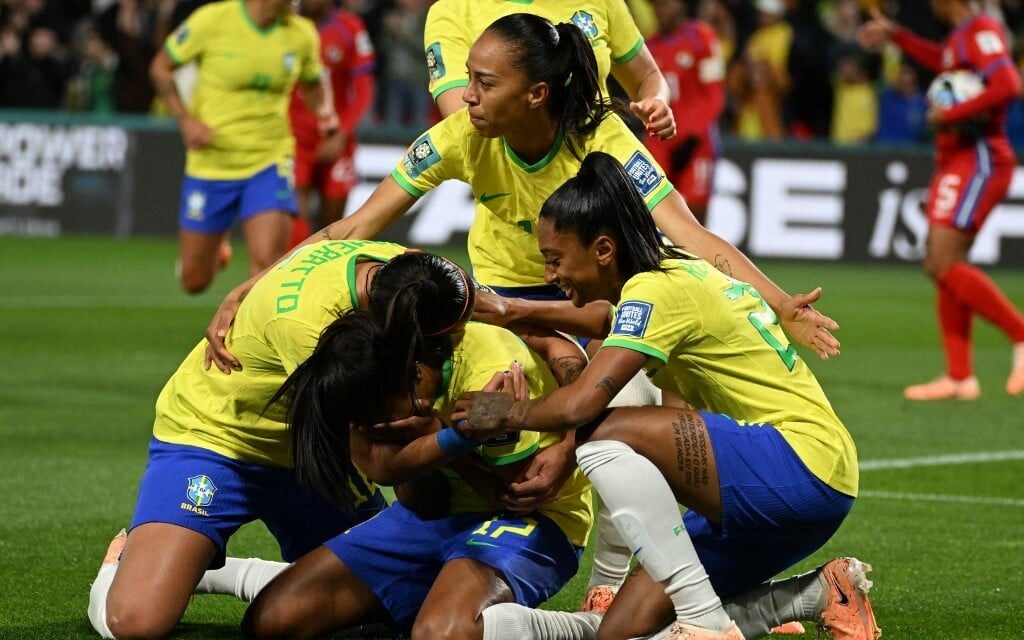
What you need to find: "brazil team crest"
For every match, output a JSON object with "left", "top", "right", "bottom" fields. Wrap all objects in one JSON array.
[
  {"left": 571, "top": 11, "right": 598, "bottom": 40},
  {"left": 186, "top": 475, "right": 217, "bottom": 507}
]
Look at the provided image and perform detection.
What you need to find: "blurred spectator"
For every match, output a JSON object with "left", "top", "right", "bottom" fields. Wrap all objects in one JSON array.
[
  {"left": 786, "top": 0, "right": 837, "bottom": 138},
  {"left": 378, "top": 0, "right": 427, "bottom": 131},
  {"left": 66, "top": 23, "right": 117, "bottom": 112},
  {"left": 0, "top": 25, "right": 70, "bottom": 108},
  {"left": 876, "top": 61, "right": 927, "bottom": 144},
  {"left": 729, "top": 0, "right": 791, "bottom": 139},
  {"left": 95, "top": 0, "right": 176, "bottom": 112},
  {"left": 1007, "top": 40, "right": 1024, "bottom": 149},
  {"left": 830, "top": 52, "right": 877, "bottom": 144},
  {"left": 697, "top": 0, "right": 737, "bottom": 62}
]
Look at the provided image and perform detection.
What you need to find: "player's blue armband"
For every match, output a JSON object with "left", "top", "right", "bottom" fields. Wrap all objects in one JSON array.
[{"left": 436, "top": 426, "right": 478, "bottom": 456}]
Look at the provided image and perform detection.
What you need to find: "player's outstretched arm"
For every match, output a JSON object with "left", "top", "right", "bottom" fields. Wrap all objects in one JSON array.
[{"left": 612, "top": 46, "right": 676, "bottom": 140}]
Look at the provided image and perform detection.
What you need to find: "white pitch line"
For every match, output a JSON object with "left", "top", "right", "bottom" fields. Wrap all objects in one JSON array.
[
  {"left": 860, "top": 450, "right": 1024, "bottom": 471},
  {"left": 860, "top": 490, "right": 1024, "bottom": 507}
]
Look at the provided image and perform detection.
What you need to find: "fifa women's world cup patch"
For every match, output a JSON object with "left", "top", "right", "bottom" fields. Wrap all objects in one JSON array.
[
  {"left": 403, "top": 135, "right": 441, "bottom": 179},
  {"left": 624, "top": 152, "right": 662, "bottom": 197},
  {"left": 612, "top": 301, "right": 653, "bottom": 337},
  {"left": 426, "top": 43, "right": 445, "bottom": 80}
]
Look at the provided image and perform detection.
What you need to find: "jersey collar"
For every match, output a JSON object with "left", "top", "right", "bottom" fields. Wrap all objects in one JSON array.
[{"left": 502, "top": 129, "right": 565, "bottom": 173}]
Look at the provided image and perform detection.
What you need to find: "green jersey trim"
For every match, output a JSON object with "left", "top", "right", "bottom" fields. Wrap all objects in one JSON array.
[
  {"left": 165, "top": 40, "right": 183, "bottom": 65},
  {"left": 502, "top": 130, "right": 565, "bottom": 173},
  {"left": 601, "top": 338, "right": 668, "bottom": 364},
  {"left": 431, "top": 79, "right": 469, "bottom": 100},
  {"left": 647, "top": 181, "right": 674, "bottom": 210},
  {"left": 240, "top": 0, "right": 281, "bottom": 35},
  {"left": 345, "top": 247, "right": 403, "bottom": 309},
  {"left": 391, "top": 168, "right": 425, "bottom": 198},
  {"left": 504, "top": 0, "right": 535, "bottom": 4},
  {"left": 613, "top": 37, "right": 645, "bottom": 64},
  {"left": 481, "top": 442, "right": 539, "bottom": 465}
]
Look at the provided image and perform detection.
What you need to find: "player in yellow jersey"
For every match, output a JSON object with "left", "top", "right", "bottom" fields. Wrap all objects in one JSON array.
[
  {"left": 456, "top": 153, "right": 879, "bottom": 640},
  {"left": 425, "top": 0, "right": 677, "bottom": 139},
  {"left": 192, "top": 312, "right": 593, "bottom": 639},
  {"left": 86, "top": 242, "right": 476, "bottom": 639},
  {"left": 150, "top": 0, "right": 338, "bottom": 294}
]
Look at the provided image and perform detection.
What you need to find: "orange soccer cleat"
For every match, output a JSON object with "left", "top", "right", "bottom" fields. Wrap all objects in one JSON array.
[
  {"left": 579, "top": 584, "right": 618, "bottom": 614},
  {"left": 903, "top": 375, "right": 979, "bottom": 401},
  {"left": 769, "top": 621, "right": 806, "bottom": 635},
  {"left": 102, "top": 529, "right": 128, "bottom": 565},
  {"left": 667, "top": 621, "right": 745, "bottom": 640},
  {"left": 817, "top": 557, "right": 881, "bottom": 640}
]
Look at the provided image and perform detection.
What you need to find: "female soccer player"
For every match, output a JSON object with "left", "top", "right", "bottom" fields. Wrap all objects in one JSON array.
[
  {"left": 87, "top": 242, "right": 474, "bottom": 639},
  {"left": 456, "top": 153, "right": 877, "bottom": 640},
  {"left": 424, "top": 0, "right": 677, "bottom": 140},
  {"left": 211, "top": 311, "right": 593, "bottom": 640},
  {"left": 150, "top": 0, "right": 338, "bottom": 294}
]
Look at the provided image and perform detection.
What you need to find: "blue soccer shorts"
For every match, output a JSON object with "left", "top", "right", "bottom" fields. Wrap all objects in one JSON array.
[
  {"left": 685, "top": 412, "right": 856, "bottom": 597},
  {"left": 129, "top": 438, "right": 385, "bottom": 568},
  {"left": 325, "top": 501, "right": 583, "bottom": 628},
  {"left": 178, "top": 159, "right": 298, "bottom": 234}
]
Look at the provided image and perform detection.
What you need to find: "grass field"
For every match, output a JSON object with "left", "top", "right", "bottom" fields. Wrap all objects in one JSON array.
[{"left": 1, "top": 235, "right": 1022, "bottom": 640}]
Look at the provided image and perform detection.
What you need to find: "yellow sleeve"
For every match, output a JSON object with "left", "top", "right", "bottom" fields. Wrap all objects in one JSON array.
[
  {"left": 297, "top": 17, "right": 324, "bottom": 84},
  {"left": 600, "top": 117, "right": 674, "bottom": 209},
  {"left": 165, "top": 4, "right": 215, "bottom": 65},
  {"left": 424, "top": 0, "right": 470, "bottom": 100},
  {"left": 602, "top": 272, "right": 696, "bottom": 363},
  {"left": 605, "top": 0, "right": 645, "bottom": 64},
  {"left": 389, "top": 113, "right": 467, "bottom": 198},
  {"left": 264, "top": 317, "right": 321, "bottom": 375}
]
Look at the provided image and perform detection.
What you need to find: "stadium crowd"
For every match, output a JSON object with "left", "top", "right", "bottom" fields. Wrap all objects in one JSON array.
[{"left": 4, "top": 0, "right": 1024, "bottom": 146}]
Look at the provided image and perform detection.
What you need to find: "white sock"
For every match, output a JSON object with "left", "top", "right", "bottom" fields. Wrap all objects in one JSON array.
[
  {"left": 608, "top": 371, "right": 662, "bottom": 408},
  {"left": 587, "top": 494, "right": 633, "bottom": 589},
  {"left": 88, "top": 563, "right": 117, "bottom": 639},
  {"left": 195, "top": 557, "right": 289, "bottom": 602},
  {"left": 576, "top": 440, "right": 730, "bottom": 633},
  {"left": 724, "top": 569, "right": 824, "bottom": 640},
  {"left": 1013, "top": 342, "right": 1024, "bottom": 371},
  {"left": 482, "top": 603, "right": 601, "bottom": 640}
]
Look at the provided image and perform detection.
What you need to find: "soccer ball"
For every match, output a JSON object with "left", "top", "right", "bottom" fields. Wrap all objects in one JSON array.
[{"left": 926, "top": 70, "right": 984, "bottom": 109}]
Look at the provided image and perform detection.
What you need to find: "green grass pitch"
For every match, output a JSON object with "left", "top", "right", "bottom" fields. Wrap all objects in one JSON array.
[{"left": 1, "top": 236, "right": 1022, "bottom": 639}]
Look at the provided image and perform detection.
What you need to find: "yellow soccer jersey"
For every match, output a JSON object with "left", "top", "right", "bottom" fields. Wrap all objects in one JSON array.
[
  {"left": 433, "top": 322, "right": 593, "bottom": 547},
  {"left": 424, "top": 0, "right": 643, "bottom": 101},
  {"left": 153, "top": 240, "right": 405, "bottom": 490},
  {"left": 165, "top": 0, "right": 323, "bottom": 179},
  {"left": 392, "top": 110, "right": 673, "bottom": 287},
  {"left": 602, "top": 260, "right": 859, "bottom": 498}
]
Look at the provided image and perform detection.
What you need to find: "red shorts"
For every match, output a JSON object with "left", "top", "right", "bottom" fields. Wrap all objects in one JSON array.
[
  {"left": 926, "top": 147, "right": 1013, "bottom": 234},
  {"left": 647, "top": 133, "right": 718, "bottom": 209},
  {"left": 295, "top": 144, "right": 357, "bottom": 199}
]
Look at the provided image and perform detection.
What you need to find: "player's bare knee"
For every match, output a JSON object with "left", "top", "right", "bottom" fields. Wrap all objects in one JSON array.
[
  {"left": 179, "top": 265, "right": 213, "bottom": 294},
  {"left": 105, "top": 600, "right": 178, "bottom": 640},
  {"left": 410, "top": 612, "right": 482, "bottom": 640}
]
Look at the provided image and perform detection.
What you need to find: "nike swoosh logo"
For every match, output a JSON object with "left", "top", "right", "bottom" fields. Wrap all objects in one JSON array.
[
  {"left": 466, "top": 538, "right": 499, "bottom": 548},
  {"left": 828, "top": 572, "right": 850, "bottom": 606},
  {"left": 480, "top": 192, "right": 511, "bottom": 203}
]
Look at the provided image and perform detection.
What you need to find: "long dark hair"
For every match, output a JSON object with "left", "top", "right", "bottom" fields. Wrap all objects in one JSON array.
[
  {"left": 539, "top": 151, "right": 690, "bottom": 278},
  {"left": 485, "top": 14, "right": 632, "bottom": 156}
]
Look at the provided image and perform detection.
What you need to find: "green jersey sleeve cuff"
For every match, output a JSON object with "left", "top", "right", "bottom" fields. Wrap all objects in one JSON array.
[
  {"left": 390, "top": 168, "right": 425, "bottom": 198},
  {"left": 164, "top": 41, "right": 184, "bottom": 65},
  {"left": 431, "top": 79, "right": 469, "bottom": 101},
  {"left": 480, "top": 442, "right": 540, "bottom": 466},
  {"left": 613, "top": 37, "right": 644, "bottom": 64},
  {"left": 602, "top": 338, "right": 668, "bottom": 364},
  {"left": 646, "top": 181, "right": 674, "bottom": 210}
]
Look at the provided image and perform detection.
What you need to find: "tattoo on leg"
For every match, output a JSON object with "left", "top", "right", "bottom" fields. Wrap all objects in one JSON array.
[
  {"left": 671, "top": 412, "right": 710, "bottom": 488},
  {"left": 549, "top": 355, "right": 585, "bottom": 386},
  {"left": 596, "top": 377, "right": 622, "bottom": 402},
  {"left": 713, "top": 254, "right": 732, "bottom": 277}
]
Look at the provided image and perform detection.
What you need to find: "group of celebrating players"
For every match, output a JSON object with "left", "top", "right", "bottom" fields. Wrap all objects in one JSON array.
[{"left": 86, "top": 0, "right": 1024, "bottom": 639}]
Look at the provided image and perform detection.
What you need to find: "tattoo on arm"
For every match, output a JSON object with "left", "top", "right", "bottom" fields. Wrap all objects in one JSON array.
[
  {"left": 548, "top": 355, "right": 585, "bottom": 386},
  {"left": 595, "top": 376, "right": 621, "bottom": 402},
  {"left": 671, "top": 412, "right": 710, "bottom": 488},
  {"left": 321, "top": 224, "right": 333, "bottom": 240},
  {"left": 713, "top": 254, "right": 732, "bottom": 277}
]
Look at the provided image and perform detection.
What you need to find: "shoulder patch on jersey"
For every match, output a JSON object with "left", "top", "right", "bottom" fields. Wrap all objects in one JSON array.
[
  {"left": 283, "top": 51, "right": 296, "bottom": 72},
  {"left": 623, "top": 151, "right": 662, "bottom": 198},
  {"left": 175, "top": 25, "right": 190, "bottom": 45},
  {"left": 612, "top": 301, "right": 653, "bottom": 338},
  {"left": 403, "top": 134, "right": 442, "bottom": 179},
  {"left": 355, "top": 30, "right": 374, "bottom": 56},
  {"left": 974, "top": 30, "right": 1004, "bottom": 55},
  {"left": 571, "top": 10, "right": 599, "bottom": 40},
  {"left": 426, "top": 42, "right": 446, "bottom": 80}
]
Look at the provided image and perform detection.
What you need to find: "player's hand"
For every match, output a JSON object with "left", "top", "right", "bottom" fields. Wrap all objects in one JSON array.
[
  {"left": 500, "top": 437, "right": 576, "bottom": 513},
  {"left": 927, "top": 105, "right": 947, "bottom": 126},
  {"left": 778, "top": 287, "right": 841, "bottom": 361},
  {"left": 630, "top": 98, "right": 676, "bottom": 140},
  {"left": 203, "top": 288, "right": 245, "bottom": 373},
  {"left": 471, "top": 290, "right": 516, "bottom": 327},
  {"left": 453, "top": 361, "right": 528, "bottom": 438},
  {"left": 315, "top": 130, "right": 347, "bottom": 162},
  {"left": 316, "top": 107, "right": 340, "bottom": 137},
  {"left": 857, "top": 8, "right": 896, "bottom": 52},
  {"left": 180, "top": 114, "right": 214, "bottom": 150}
]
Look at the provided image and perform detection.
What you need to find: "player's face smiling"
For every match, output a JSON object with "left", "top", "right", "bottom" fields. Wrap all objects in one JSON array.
[
  {"left": 539, "top": 219, "right": 613, "bottom": 307},
  {"left": 463, "top": 32, "right": 536, "bottom": 138}
]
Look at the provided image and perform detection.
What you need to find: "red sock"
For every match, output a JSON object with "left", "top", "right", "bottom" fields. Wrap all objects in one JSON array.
[
  {"left": 937, "top": 284, "right": 973, "bottom": 380},
  {"left": 288, "top": 216, "right": 311, "bottom": 251},
  {"left": 939, "top": 263, "right": 1024, "bottom": 344}
]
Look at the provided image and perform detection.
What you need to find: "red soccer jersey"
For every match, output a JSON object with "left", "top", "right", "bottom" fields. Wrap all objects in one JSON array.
[
  {"left": 646, "top": 19, "right": 725, "bottom": 139},
  {"left": 894, "top": 14, "right": 1018, "bottom": 164},
  {"left": 289, "top": 9, "right": 376, "bottom": 153}
]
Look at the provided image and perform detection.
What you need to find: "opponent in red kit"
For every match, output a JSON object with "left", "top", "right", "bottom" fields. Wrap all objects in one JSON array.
[
  {"left": 860, "top": 0, "right": 1024, "bottom": 400},
  {"left": 290, "top": 0, "right": 375, "bottom": 237},
  {"left": 644, "top": 0, "right": 725, "bottom": 224}
]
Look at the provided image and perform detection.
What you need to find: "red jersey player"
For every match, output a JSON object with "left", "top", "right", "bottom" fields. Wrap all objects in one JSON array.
[
  {"left": 859, "top": 0, "right": 1024, "bottom": 400},
  {"left": 644, "top": 0, "right": 725, "bottom": 224},
  {"left": 290, "top": 0, "right": 375, "bottom": 234}
]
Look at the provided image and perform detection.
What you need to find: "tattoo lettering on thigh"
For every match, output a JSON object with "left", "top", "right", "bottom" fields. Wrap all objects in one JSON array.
[
  {"left": 549, "top": 355, "right": 585, "bottom": 385},
  {"left": 596, "top": 377, "right": 621, "bottom": 402},
  {"left": 671, "top": 412, "right": 709, "bottom": 487},
  {"left": 713, "top": 254, "right": 732, "bottom": 276}
]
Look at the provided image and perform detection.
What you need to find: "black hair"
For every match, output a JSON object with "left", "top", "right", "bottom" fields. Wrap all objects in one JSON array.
[
  {"left": 484, "top": 14, "right": 632, "bottom": 156},
  {"left": 368, "top": 252, "right": 474, "bottom": 337},
  {"left": 539, "top": 151, "right": 690, "bottom": 278}
]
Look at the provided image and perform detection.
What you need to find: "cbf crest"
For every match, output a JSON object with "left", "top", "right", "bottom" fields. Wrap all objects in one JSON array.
[
  {"left": 571, "top": 11, "right": 599, "bottom": 40},
  {"left": 186, "top": 475, "right": 217, "bottom": 507}
]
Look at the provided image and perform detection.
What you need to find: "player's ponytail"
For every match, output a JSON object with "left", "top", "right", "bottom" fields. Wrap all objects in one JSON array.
[{"left": 540, "top": 151, "right": 689, "bottom": 277}]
